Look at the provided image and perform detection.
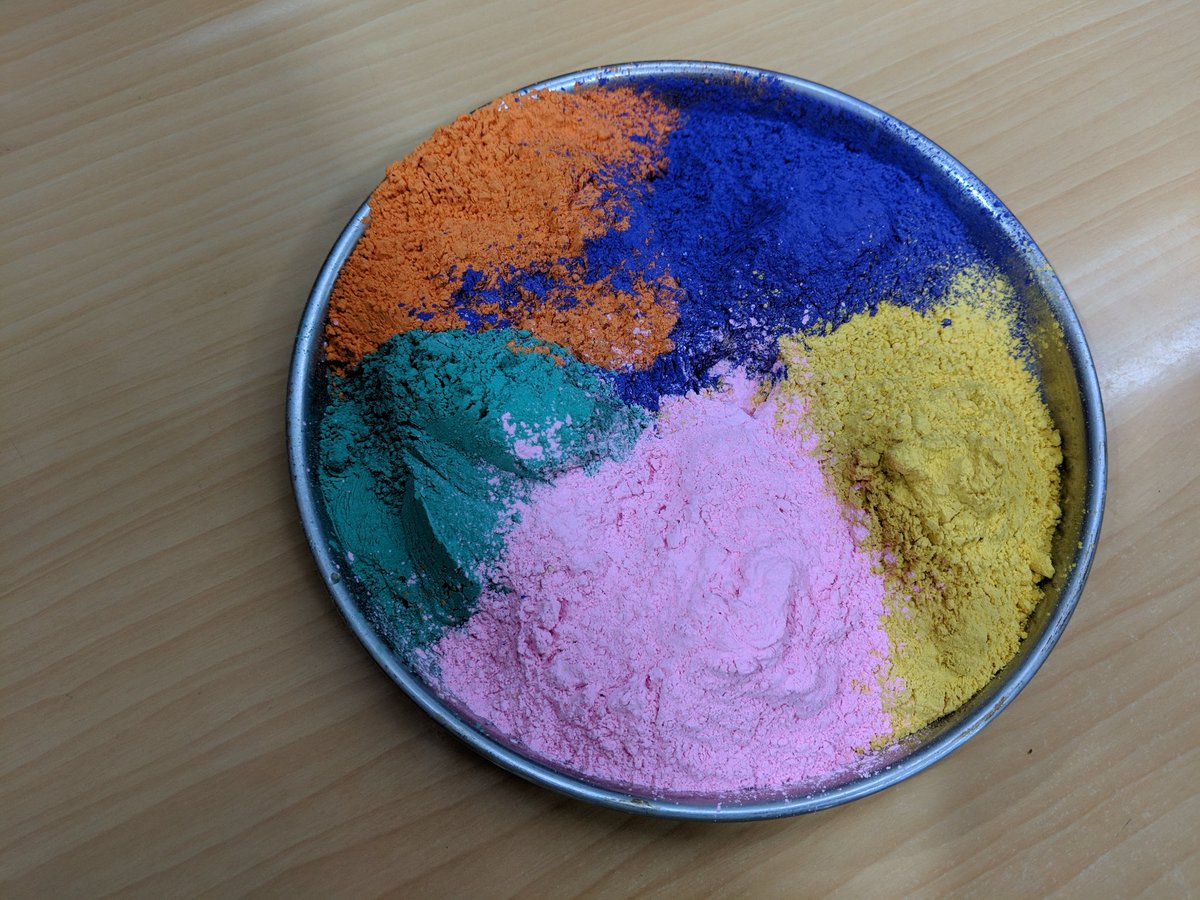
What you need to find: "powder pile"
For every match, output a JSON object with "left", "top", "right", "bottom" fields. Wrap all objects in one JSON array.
[
  {"left": 324, "top": 78, "right": 976, "bottom": 408},
  {"left": 325, "top": 88, "right": 680, "bottom": 374},
  {"left": 589, "top": 78, "right": 975, "bottom": 408},
  {"left": 778, "top": 268, "right": 1063, "bottom": 735},
  {"left": 433, "top": 372, "right": 893, "bottom": 793},
  {"left": 314, "top": 72, "right": 1066, "bottom": 796},
  {"left": 319, "top": 328, "right": 645, "bottom": 648}
]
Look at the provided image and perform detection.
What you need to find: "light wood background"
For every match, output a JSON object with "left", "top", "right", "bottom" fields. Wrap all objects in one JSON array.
[{"left": 3, "top": 1, "right": 1197, "bottom": 895}]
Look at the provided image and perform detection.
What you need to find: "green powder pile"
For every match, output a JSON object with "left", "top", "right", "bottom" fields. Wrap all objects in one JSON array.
[{"left": 319, "top": 328, "right": 647, "bottom": 650}]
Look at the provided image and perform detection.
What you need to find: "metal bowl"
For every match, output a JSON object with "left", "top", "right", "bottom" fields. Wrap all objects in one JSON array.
[{"left": 287, "top": 61, "right": 1107, "bottom": 820}]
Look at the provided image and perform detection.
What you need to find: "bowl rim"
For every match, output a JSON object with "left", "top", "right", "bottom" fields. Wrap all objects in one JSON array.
[{"left": 286, "top": 59, "right": 1108, "bottom": 821}]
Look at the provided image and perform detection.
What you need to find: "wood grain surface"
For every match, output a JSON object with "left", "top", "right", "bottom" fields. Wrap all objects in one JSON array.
[{"left": 3, "top": 1, "right": 1197, "bottom": 895}]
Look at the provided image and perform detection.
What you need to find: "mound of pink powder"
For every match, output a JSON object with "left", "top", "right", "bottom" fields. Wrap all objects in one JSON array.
[{"left": 432, "top": 372, "right": 894, "bottom": 794}]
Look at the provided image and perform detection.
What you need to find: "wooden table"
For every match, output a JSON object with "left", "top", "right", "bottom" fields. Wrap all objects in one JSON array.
[{"left": 4, "top": 1, "right": 1197, "bottom": 894}]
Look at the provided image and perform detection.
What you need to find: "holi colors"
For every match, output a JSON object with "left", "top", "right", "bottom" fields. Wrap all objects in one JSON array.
[
  {"left": 315, "top": 73, "right": 1064, "bottom": 795},
  {"left": 434, "top": 373, "right": 894, "bottom": 792}
]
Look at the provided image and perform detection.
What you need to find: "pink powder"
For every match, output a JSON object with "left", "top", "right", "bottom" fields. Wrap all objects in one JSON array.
[
  {"left": 499, "top": 410, "right": 570, "bottom": 461},
  {"left": 432, "top": 372, "right": 893, "bottom": 794}
]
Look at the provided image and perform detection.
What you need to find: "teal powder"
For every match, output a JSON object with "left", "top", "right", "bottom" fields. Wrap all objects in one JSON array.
[{"left": 319, "top": 328, "right": 647, "bottom": 651}]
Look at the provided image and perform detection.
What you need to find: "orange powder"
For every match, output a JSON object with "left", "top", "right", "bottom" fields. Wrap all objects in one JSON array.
[{"left": 325, "top": 87, "right": 680, "bottom": 373}]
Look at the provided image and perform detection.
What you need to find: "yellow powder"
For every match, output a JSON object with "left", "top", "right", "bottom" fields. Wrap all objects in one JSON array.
[{"left": 778, "top": 267, "right": 1063, "bottom": 738}]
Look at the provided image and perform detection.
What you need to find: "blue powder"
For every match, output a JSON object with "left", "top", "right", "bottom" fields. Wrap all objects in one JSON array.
[
  {"left": 598, "top": 77, "right": 978, "bottom": 407},
  {"left": 428, "top": 75, "right": 982, "bottom": 408}
]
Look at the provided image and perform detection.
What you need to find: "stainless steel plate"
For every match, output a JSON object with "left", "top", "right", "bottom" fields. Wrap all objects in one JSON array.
[{"left": 287, "top": 61, "right": 1107, "bottom": 820}]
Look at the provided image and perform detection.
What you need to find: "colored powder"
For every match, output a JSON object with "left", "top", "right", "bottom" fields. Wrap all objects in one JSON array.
[
  {"left": 324, "top": 87, "right": 680, "bottom": 373},
  {"left": 777, "top": 267, "right": 1063, "bottom": 736},
  {"left": 319, "top": 328, "right": 647, "bottom": 650},
  {"left": 324, "top": 75, "right": 982, "bottom": 408},
  {"left": 596, "top": 77, "right": 978, "bottom": 408},
  {"left": 314, "top": 76, "right": 1071, "bottom": 792},
  {"left": 432, "top": 371, "right": 894, "bottom": 794}
]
